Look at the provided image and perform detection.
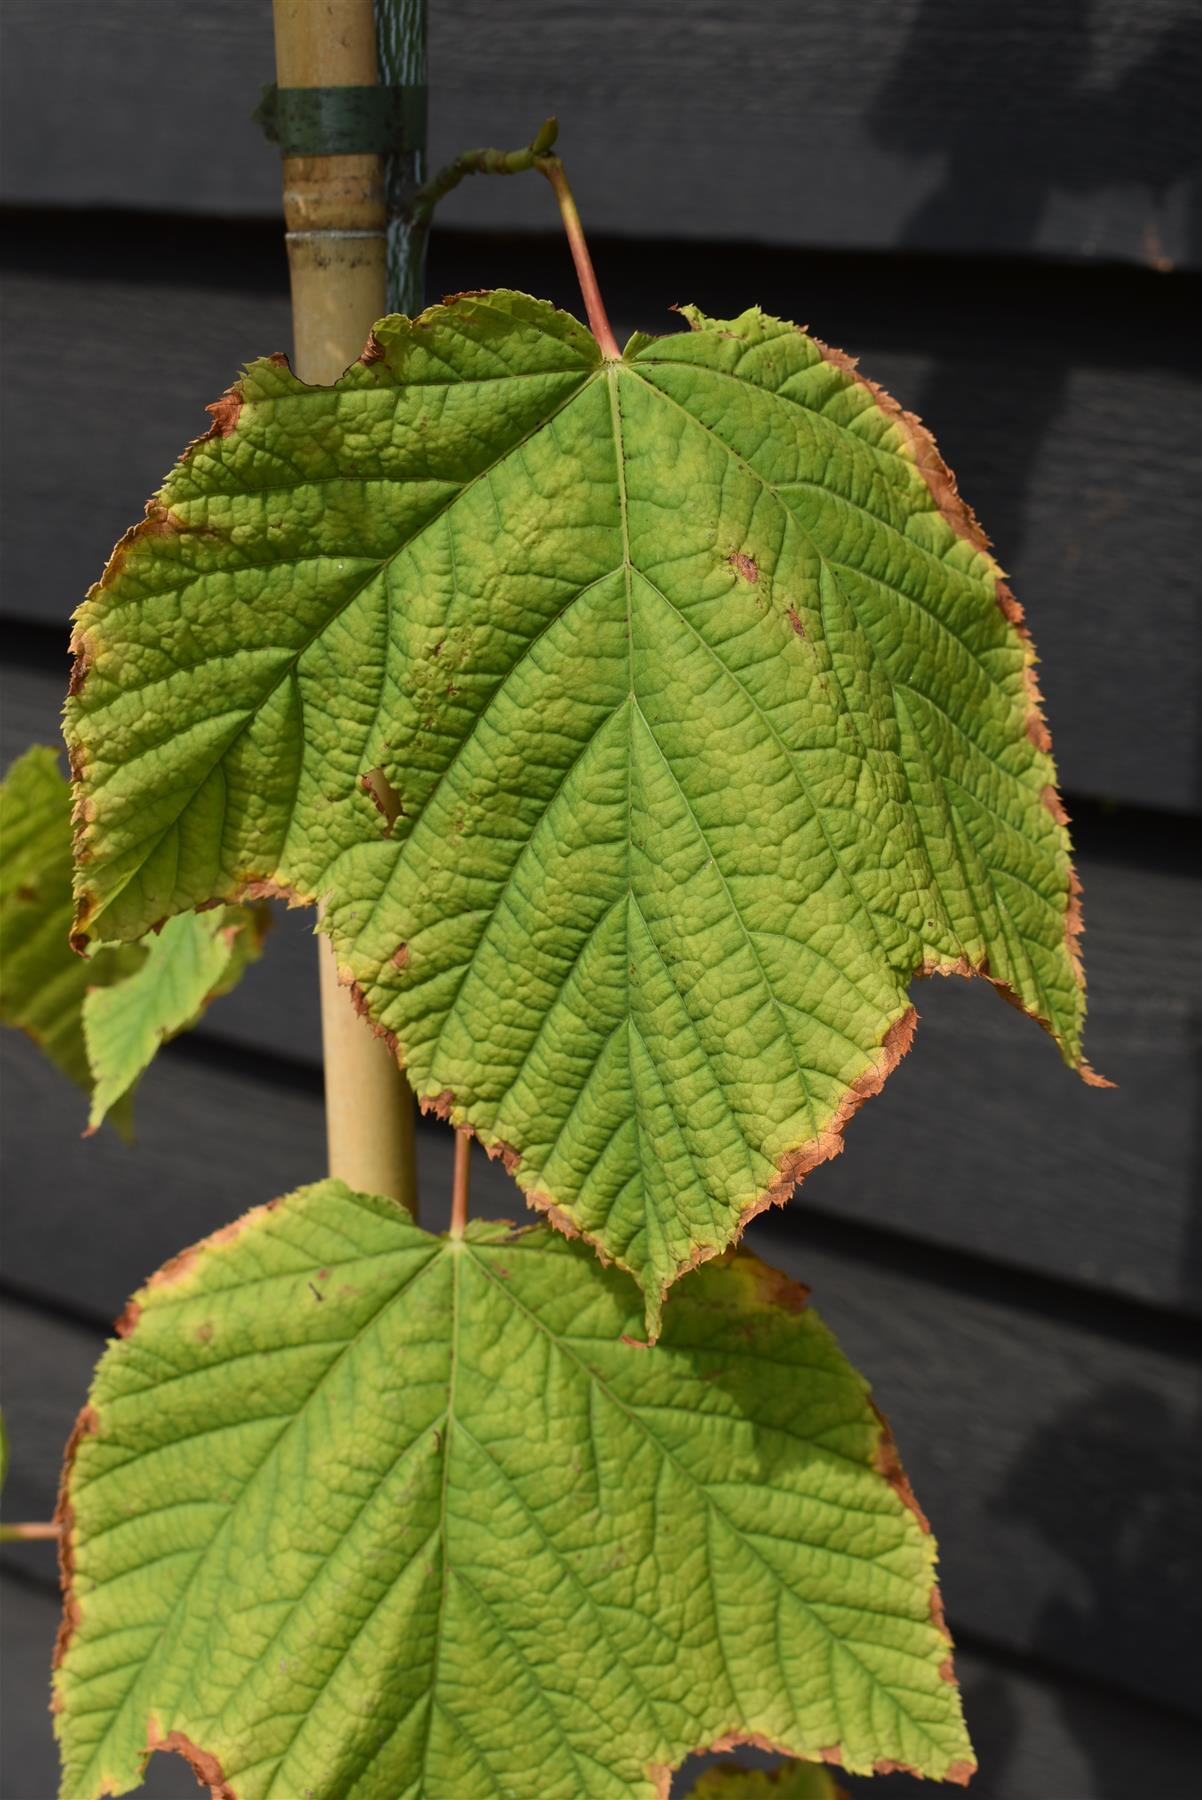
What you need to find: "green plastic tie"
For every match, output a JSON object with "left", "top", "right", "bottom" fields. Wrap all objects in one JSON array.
[{"left": 254, "top": 83, "right": 427, "bottom": 158}]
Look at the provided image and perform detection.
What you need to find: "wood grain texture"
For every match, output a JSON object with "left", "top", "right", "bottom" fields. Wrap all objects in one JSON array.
[
  {"left": 3, "top": 226, "right": 1199, "bottom": 811},
  {"left": 2, "top": 1, "right": 1198, "bottom": 267},
  {"left": 5, "top": 653, "right": 1197, "bottom": 1319}
]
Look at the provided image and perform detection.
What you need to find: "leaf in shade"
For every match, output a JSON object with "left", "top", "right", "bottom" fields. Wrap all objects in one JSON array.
[
  {"left": 0, "top": 746, "right": 266, "bottom": 1133},
  {"left": 682, "top": 1760, "right": 850, "bottom": 1799},
  {"left": 83, "top": 905, "right": 266, "bottom": 1131}
]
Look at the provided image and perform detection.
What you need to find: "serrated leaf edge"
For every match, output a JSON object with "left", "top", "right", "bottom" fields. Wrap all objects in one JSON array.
[
  {"left": 63, "top": 294, "right": 1107, "bottom": 1334},
  {"left": 53, "top": 1187, "right": 975, "bottom": 1794}
]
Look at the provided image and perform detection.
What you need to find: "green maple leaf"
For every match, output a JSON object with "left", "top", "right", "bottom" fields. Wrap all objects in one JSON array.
[
  {"left": 0, "top": 746, "right": 265, "bottom": 1132},
  {"left": 54, "top": 1180, "right": 974, "bottom": 1798},
  {"left": 65, "top": 293, "right": 1097, "bottom": 1328}
]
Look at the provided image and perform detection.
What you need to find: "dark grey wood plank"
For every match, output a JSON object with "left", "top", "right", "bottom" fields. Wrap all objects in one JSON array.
[
  {"left": 5, "top": 648, "right": 1197, "bottom": 1318},
  {"left": 3, "top": 1209, "right": 1199, "bottom": 1719},
  {"left": 3, "top": 233, "right": 1198, "bottom": 811},
  {"left": 0, "top": 1029, "right": 501, "bottom": 1323},
  {"left": 2, "top": 1, "right": 1199, "bottom": 269}
]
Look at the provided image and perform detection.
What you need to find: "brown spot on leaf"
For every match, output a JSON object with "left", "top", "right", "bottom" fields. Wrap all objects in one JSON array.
[
  {"left": 360, "top": 767, "right": 403, "bottom": 831},
  {"left": 520, "top": 1188, "right": 618, "bottom": 1272},
  {"left": 728, "top": 550, "right": 759, "bottom": 583},
  {"left": 785, "top": 606, "right": 807, "bottom": 638},
  {"left": 234, "top": 876, "right": 301, "bottom": 906},
  {"left": 67, "top": 633, "right": 93, "bottom": 698},
  {"left": 53, "top": 1405, "right": 99, "bottom": 1670},
  {"left": 752, "top": 1260, "right": 810, "bottom": 1314},
  {"left": 142, "top": 505, "right": 185, "bottom": 539},
  {"left": 147, "top": 1721, "right": 238, "bottom": 1799},
  {"left": 133, "top": 1198, "right": 282, "bottom": 1303},
  {"left": 489, "top": 1138, "right": 522, "bottom": 1176},
  {"left": 995, "top": 583, "right": 1025, "bottom": 630},
  {"left": 929, "top": 1580, "right": 949, "bottom": 1641},
  {"left": 197, "top": 1322, "right": 213, "bottom": 1345},
  {"left": 345, "top": 980, "right": 403, "bottom": 1061},
  {"left": 1041, "top": 784, "right": 1070, "bottom": 825},
  {"left": 204, "top": 382, "right": 245, "bottom": 440},
  {"left": 114, "top": 1299, "right": 142, "bottom": 1338},
  {"left": 441, "top": 288, "right": 492, "bottom": 305},
  {"left": 1025, "top": 706, "right": 1053, "bottom": 753},
  {"left": 391, "top": 943, "right": 410, "bottom": 972}
]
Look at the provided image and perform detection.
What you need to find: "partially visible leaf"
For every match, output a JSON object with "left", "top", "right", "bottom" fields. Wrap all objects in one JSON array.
[
  {"left": 1, "top": 748, "right": 144, "bottom": 1133},
  {"left": 65, "top": 293, "right": 1098, "bottom": 1330},
  {"left": 0, "top": 747, "right": 266, "bottom": 1134},
  {"left": 83, "top": 907, "right": 266, "bottom": 1131},
  {"left": 55, "top": 1181, "right": 974, "bottom": 1799},
  {"left": 683, "top": 1761, "right": 849, "bottom": 1799}
]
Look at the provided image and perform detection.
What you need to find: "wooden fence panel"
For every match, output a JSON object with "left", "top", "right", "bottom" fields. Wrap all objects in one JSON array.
[{"left": 2, "top": 1, "right": 1199, "bottom": 267}]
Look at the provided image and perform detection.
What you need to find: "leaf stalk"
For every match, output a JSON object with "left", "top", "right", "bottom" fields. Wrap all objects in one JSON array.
[
  {"left": 449, "top": 1128, "right": 471, "bottom": 1237},
  {"left": 412, "top": 118, "right": 621, "bottom": 359},
  {"left": 0, "top": 1520, "right": 59, "bottom": 1542}
]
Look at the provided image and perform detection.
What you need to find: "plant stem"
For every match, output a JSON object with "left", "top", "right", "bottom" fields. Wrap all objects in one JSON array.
[
  {"left": 412, "top": 121, "right": 621, "bottom": 359},
  {"left": 272, "top": 0, "right": 419, "bottom": 1217},
  {"left": 0, "top": 1521, "right": 59, "bottom": 1542},
  {"left": 537, "top": 157, "right": 621, "bottom": 360},
  {"left": 449, "top": 1129, "right": 471, "bottom": 1238}
]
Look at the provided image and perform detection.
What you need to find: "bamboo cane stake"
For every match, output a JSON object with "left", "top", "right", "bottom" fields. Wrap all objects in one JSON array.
[{"left": 271, "top": 0, "right": 418, "bottom": 1213}]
